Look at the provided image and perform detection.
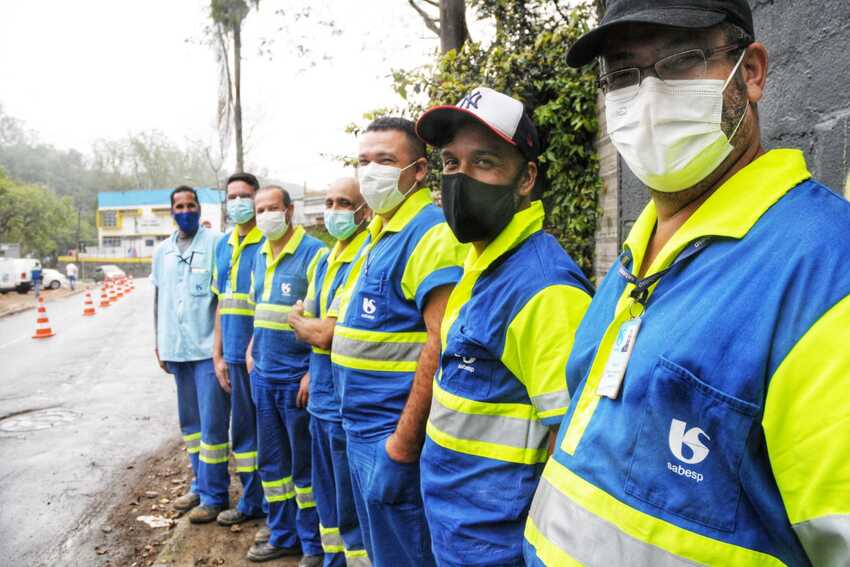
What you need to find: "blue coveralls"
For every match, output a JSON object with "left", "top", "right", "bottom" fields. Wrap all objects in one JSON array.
[
  {"left": 213, "top": 225, "right": 266, "bottom": 517},
  {"left": 250, "top": 226, "right": 326, "bottom": 554}
]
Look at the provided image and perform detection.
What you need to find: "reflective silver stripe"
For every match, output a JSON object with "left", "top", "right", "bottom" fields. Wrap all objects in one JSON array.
[
  {"left": 263, "top": 479, "right": 295, "bottom": 501},
  {"left": 200, "top": 444, "right": 229, "bottom": 462},
  {"left": 255, "top": 306, "right": 291, "bottom": 324},
  {"left": 321, "top": 530, "right": 345, "bottom": 551},
  {"left": 235, "top": 454, "right": 256, "bottom": 471},
  {"left": 794, "top": 515, "right": 850, "bottom": 567},
  {"left": 304, "top": 297, "right": 318, "bottom": 315},
  {"left": 333, "top": 335, "right": 424, "bottom": 363},
  {"left": 184, "top": 437, "right": 201, "bottom": 451},
  {"left": 329, "top": 295, "right": 341, "bottom": 313},
  {"left": 531, "top": 389, "right": 569, "bottom": 414},
  {"left": 296, "top": 490, "right": 316, "bottom": 508},
  {"left": 529, "top": 476, "right": 696, "bottom": 566},
  {"left": 221, "top": 296, "right": 253, "bottom": 312},
  {"left": 345, "top": 553, "right": 372, "bottom": 566},
  {"left": 429, "top": 392, "right": 549, "bottom": 451}
]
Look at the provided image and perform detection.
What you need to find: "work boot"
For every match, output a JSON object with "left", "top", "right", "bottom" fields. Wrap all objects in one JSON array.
[
  {"left": 298, "top": 555, "right": 323, "bottom": 567},
  {"left": 217, "top": 508, "right": 262, "bottom": 526},
  {"left": 246, "top": 542, "right": 300, "bottom": 562},
  {"left": 188, "top": 505, "right": 223, "bottom": 524},
  {"left": 173, "top": 492, "right": 200, "bottom": 512},
  {"left": 254, "top": 525, "right": 271, "bottom": 544}
]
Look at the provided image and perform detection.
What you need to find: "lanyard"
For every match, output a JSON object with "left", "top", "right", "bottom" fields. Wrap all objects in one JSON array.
[{"left": 617, "top": 237, "right": 711, "bottom": 306}]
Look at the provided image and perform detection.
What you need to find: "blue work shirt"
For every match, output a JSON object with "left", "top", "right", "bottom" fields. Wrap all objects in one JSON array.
[
  {"left": 524, "top": 150, "right": 850, "bottom": 567},
  {"left": 332, "top": 188, "right": 468, "bottom": 440},
  {"left": 304, "top": 229, "right": 369, "bottom": 423},
  {"left": 152, "top": 227, "right": 220, "bottom": 362},
  {"left": 213, "top": 226, "right": 265, "bottom": 364},
  {"left": 250, "top": 226, "right": 327, "bottom": 385}
]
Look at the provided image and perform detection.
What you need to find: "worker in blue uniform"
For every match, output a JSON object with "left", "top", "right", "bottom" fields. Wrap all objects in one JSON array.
[
  {"left": 524, "top": 1, "right": 850, "bottom": 566},
  {"left": 331, "top": 117, "right": 468, "bottom": 567},
  {"left": 289, "top": 177, "right": 372, "bottom": 567},
  {"left": 244, "top": 185, "right": 326, "bottom": 566},
  {"left": 212, "top": 172, "right": 268, "bottom": 537},
  {"left": 415, "top": 87, "right": 594, "bottom": 567},
  {"left": 152, "top": 186, "right": 230, "bottom": 523}
]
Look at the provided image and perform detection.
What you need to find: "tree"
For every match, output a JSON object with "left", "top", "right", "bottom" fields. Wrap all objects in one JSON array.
[
  {"left": 408, "top": 0, "right": 470, "bottom": 53},
  {"left": 209, "top": 0, "right": 260, "bottom": 173}
]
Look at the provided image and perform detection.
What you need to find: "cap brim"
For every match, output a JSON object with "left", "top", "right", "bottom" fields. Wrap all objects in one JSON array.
[
  {"left": 566, "top": 8, "right": 726, "bottom": 67},
  {"left": 416, "top": 106, "right": 518, "bottom": 149}
]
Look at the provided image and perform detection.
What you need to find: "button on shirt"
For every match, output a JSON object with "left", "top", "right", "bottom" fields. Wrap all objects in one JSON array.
[
  {"left": 151, "top": 227, "right": 220, "bottom": 362},
  {"left": 524, "top": 150, "right": 850, "bottom": 567}
]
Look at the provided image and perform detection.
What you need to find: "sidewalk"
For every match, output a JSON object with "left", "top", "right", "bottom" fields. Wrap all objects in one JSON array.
[{"left": 0, "top": 284, "right": 89, "bottom": 318}]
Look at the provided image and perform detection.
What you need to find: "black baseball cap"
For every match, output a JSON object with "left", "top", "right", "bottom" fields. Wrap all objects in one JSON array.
[
  {"left": 567, "top": 0, "right": 754, "bottom": 67},
  {"left": 416, "top": 87, "right": 541, "bottom": 162}
]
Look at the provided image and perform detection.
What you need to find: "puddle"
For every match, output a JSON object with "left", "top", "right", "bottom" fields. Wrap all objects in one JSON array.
[{"left": 0, "top": 407, "right": 80, "bottom": 432}]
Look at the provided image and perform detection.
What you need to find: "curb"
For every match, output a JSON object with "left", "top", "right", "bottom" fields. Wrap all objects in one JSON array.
[{"left": 0, "top": 287, "right": 90, "bottom": 320}]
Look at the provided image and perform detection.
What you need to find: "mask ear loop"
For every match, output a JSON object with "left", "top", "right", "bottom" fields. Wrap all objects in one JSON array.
[
  {"left": 723, "top": 50, "right": 750, "bottom": 143},
  {"left": 397, "top": 159, "right": 423, "bottom": 198}
]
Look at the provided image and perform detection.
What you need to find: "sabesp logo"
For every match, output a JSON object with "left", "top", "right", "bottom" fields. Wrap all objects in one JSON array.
[
  {"left": 457, "top": 355, "right": 476, "bottom": 373},
  {"left": 361, "top": 297, "right": 377, "bottom": 320},
  {"left": 280, "top": 282, "right": 291, "bottom": 296},
  {"left": 668, "top": 419, "right": 710, "bottom": 465}
]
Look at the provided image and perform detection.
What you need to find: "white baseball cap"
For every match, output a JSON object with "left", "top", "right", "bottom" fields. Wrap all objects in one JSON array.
[{"left": 416, "top": 86, "right": 541, "bottom": 161}]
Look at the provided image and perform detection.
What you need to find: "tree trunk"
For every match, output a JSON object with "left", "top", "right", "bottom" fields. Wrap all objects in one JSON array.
[
  {"left": 439, "top": 0, "right": 467, "bottom": 53},
  {"left": 233, "top": 20, "right": 244, "bottom": 172}
]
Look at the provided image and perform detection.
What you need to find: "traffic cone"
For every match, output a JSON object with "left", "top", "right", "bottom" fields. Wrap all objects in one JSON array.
[
  {"left": 32, "top": 297, "right": 55, "bottom": 339},
  {"left": 82, "top": 290, "right": 96, "bottom": 316},
  {"left": 99, "top": 283, "right": 111, "bottom": 308},
  {"left": 129, "top": 275, "right": 135, "bottom": 291},
  {"left": 109, "top": 281, "right": 118, "bottom": 304},
  {"left": 115, "top": 279, "right": 124, "bottom": 299}
]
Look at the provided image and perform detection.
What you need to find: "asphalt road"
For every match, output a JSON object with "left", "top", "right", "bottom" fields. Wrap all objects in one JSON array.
[{"left": 0, "top": 279, "right": 179, "bottom": 566}]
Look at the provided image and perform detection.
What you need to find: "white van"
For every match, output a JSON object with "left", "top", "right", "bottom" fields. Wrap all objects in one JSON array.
[{"left": 0, "top": 258, "right": 41, "bottom": 294}]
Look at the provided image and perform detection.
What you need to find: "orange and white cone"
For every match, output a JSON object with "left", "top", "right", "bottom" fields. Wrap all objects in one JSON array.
[
  {"left": 109, "top": 281, "right": 118, "bottom": 304},
  {"left": 129, "top": 275, "right": 135, "bottom": 290},
  {"left": 115, "top": 279, "right": 124, "bottom": 299},
  {"left": 82, "top": 290, "right": 96, "bottom": 316},
  {"left": 99, "top": 283, "right": 111, "bottom": 308},
  {"left": 32, "top": 297, "right": 55, "bottom": 339}
]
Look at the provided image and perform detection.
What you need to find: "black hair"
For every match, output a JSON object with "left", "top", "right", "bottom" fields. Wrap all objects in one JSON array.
[
  {"left": 171, "top": 185, "right": 199, "bottom": 207},
  {"left": 258, "top": 185, "right": 292, "bottom": 207},
  {"left": 365, "top": 117, "right": 427, "bottom": 160},
  {"left": 720, "top": 21, "right": 754, "bottom": 48},
  {"left": 226, "top": 172, "right": 260, "bottom": 191}
]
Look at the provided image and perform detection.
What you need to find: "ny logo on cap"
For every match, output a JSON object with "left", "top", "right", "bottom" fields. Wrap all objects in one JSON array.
[{"left": 459, "top": 91, "right": 483, "bottom": 110}]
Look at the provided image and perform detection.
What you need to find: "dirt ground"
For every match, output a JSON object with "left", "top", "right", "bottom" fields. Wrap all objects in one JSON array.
[
  {"left": 0, "top": 282, "right": 90, "bottom": 317},
  {"left": 92, "top": 440, "right": 299, "bottom": 567}
]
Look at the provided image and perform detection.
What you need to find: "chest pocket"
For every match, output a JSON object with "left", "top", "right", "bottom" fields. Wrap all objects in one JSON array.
[
  {"left": 624, "top": 357, "right": 758, "bottom": 532},
  {"left": 189, "top": 268, "right": 211, "bottom": 297},
  {"left": 274, "top": 273, "right": 308, "bottom": 305},
  {"left": 440, "top": 325, "right": 498, "bottom": 398},
  {"left": 355, "top": 271, "right": 388, "bottom": 327}
]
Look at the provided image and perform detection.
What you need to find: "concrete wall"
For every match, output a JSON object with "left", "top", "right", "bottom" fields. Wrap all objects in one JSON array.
[{"left": 593, "top": 0, "right": 850, "bottom": 274}]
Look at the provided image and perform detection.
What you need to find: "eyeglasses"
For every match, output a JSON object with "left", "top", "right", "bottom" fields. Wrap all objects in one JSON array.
[{"left": 599, "top": 42, "right": 750, "bottom": 98}]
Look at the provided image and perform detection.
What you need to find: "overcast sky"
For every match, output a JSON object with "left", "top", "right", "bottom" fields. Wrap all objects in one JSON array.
[{"left": 0, "top": 1, "right": 479, "bottom": 188}]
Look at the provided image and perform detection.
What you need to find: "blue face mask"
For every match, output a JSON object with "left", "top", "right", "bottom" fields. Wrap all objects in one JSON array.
[
  {"left": 174, "top": 211, "right": 201, "bottom": 236},
  {"left": 324, "top": 207, "right": 362, "bottom": 241},
  {"left": 227, "top": 197, "right": 255, "bottom": 225}
]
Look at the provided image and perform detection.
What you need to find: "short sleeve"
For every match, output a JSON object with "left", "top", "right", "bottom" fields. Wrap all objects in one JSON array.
[
  {"left": 501, "top": 284, "right": 592, "bottom": 426},
  {"left": 400, "top": 222, "right": 468, "bottom": 312}
]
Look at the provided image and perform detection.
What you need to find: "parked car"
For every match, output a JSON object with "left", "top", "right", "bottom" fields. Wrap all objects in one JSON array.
[
  {"left": 93, "top": 264, "right": 126, "bottom": 282},
  {"left": 42, "top": 268, "right": 69, "bottom": 290},
  {"left": 0, "top": 258, "right": 40, "bottom": 294}
]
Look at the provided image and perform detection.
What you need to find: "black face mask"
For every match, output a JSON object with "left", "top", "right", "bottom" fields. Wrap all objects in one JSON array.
[{"left": 441, "top": 172, "right": 520, "bottom": 243}]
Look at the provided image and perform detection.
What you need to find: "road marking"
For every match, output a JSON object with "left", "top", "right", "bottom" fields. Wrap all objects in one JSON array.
[{"left": 0, "top": 336, "right": 27, "bottom": 351}]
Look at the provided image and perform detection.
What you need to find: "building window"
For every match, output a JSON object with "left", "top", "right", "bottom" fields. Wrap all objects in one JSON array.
[
  {"left": 103, "top": 237, "right": 121, "bottom": 248},
  {"left": 145, "top": 239, "right": 155, "bottom": 247},
  {"left": 100, "top": 210, "right": 118, "bottom": 228}
]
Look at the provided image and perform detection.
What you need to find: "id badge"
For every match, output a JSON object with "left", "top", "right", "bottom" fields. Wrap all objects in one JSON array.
[{"left": 597, "top": 318, "right": 642, "bottom": 400}]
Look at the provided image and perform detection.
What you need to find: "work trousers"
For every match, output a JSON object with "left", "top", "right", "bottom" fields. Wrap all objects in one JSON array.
[
  {"left": 168, "top": 359, "right": 230, "bottom": 507},
  {"left": 310, "top": 417, "right": 370, "bottom": 566},
  {"left": 229, "top": 362, "right": 266, "bottom": 517},
  {"left": 346, "top": 434, "right": 436, "bottom": 567},
  {"left": 253, "top": 378, "right": 322, "bottom": 555}
]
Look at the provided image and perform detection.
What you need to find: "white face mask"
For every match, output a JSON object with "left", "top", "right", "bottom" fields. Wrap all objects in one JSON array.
[
  {"left": 358, "top": 161, "right": 418, "bottom": 213},
  {"left": 256, "top": 211, "right": 288, "bottom": 240},
  {"left": 605, "top": 51, "right": 748, "bottom": 193}
]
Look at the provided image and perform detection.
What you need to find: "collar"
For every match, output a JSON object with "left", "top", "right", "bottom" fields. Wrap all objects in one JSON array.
[
  {"left": 167, "top": 227, "right": 207, "bottom": 254},
  {"left": 465, "top": 200, "right": 544, "bottom": 273},
  {"left": 624, "top": 149, "right": 812, "bottom": 276},
  {"left": 329, "top": 229, "right": 369, "bottom": 267},
  {"left": 260, "top": 225, "right": 306, "bottom": 268},
  {"left": 228, "top": 224, "right": 264, "bottom": 250},
  {"left": 367, "top": 187, "right": 432, "bottom": 242}
]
